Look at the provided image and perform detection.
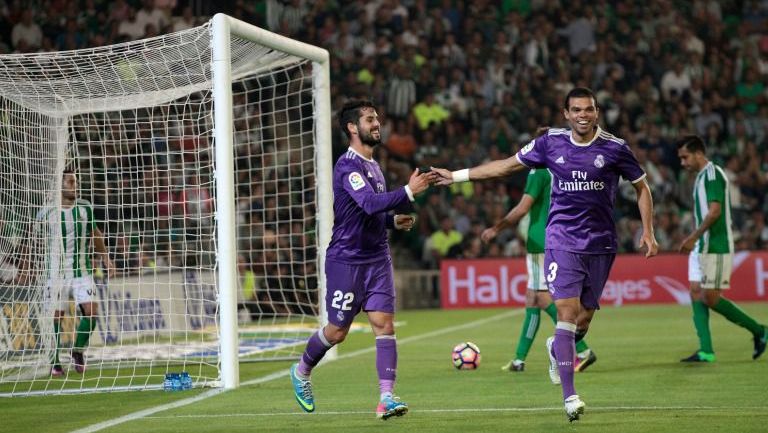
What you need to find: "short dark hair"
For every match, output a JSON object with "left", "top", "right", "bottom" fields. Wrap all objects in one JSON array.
[
  {"left": 338, "top": 99, "right": 376, "bottom": 139},
  {"left": 564, "top": 87, "right": 596, "bottom": 109},
  {"left": 676, "top": 134, "right": 706, "bottom": 153},
  {"left": 63, "top": 167, "right": 75, "bottom": 178}
]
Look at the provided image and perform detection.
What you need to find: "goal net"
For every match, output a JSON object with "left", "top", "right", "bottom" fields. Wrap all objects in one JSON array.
[{"left": 0, "top": 14, "right": 332, "bottom": 396}]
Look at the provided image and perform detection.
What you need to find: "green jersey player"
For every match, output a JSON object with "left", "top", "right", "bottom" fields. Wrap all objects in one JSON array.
[
  {"left": 677, "top": 135, "right": 767, "bottom": 362},
  {"left": 40, "top": 169, "right": 115, "bottom": 376},
  {"left": 482, "top": 166, "right": 596, "bottom": 373}
]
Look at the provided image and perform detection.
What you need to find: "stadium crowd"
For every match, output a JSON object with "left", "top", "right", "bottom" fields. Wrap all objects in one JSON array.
[
  {"left": 254, "top": 0, "right": 767, "bottom": 268},
  {"left": 2, "top": 0, "right": 766, "bottom": 272}
]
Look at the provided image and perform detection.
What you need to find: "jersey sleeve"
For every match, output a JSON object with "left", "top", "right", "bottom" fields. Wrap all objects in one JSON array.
[
  {"left": 705, "top": 169, "right": 726, "bottom": 204},
  {"left": 338, "top": 163, "right": 409, "bottom": 215},
  {"left": 614, "top": 144, "right": 646, "bottom": 183},
  {"left": 523, "top": 168, "right": 549, "bottom": 201},
  {"left": 515, "top": 134, "right": 548, "bottom": 168}
]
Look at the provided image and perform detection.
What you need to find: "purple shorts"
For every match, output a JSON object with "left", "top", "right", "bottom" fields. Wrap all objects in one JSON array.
[
  {"left": 544, "top": 249, "right": 615, "bottom": 309},
  {"left": 324, "top": 258, "right": 395, "bottom": 328}
]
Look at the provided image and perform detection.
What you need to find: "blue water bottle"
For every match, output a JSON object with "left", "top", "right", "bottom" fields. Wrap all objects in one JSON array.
[
  {"left": 163, "top": 373, "right": 178, "bottom": 391},
  {"left": 164, "top": 373, "right": 183, "bottom": 391},
  {"left": 172, "top": 373, "right": 182, "bottom": 391},
  {"left": 180, "top": 371, "right": 193, "bottom": 390}
]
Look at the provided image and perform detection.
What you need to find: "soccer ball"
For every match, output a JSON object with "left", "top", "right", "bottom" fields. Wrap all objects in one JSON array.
[{"left": 452, "top": 342, "right": 481, "bottom": 370}]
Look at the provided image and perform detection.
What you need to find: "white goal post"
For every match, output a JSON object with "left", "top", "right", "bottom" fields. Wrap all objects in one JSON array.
[
  {"left": 0, "top": 14, "right": 332, "bottom": 395},
  {"left": 210, "top": 14, "right": 332, "bottom": 390}
]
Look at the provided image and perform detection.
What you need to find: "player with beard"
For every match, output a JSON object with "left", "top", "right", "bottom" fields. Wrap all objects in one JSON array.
[
  {"left": 289, "top": 100, "right": 434, "bottom": 419},
  {"left": 432, "top": 87, "right": 658, "bottom": 422},
  {"left": 676, "top": 135, "right": 767, "bottom": 363},
  {"left": 40, "top": 169, "right": 115, "bottom": 376}
]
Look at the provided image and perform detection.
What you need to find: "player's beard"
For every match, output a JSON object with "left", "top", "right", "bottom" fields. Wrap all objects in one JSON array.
[{"left": 360, "top": 129, "right": 381, "bottom": 147}]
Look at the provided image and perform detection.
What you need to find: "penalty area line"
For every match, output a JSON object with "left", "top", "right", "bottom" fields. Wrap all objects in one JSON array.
[{"left": 69, "top": 309, "right": 519, "bottom": 433}]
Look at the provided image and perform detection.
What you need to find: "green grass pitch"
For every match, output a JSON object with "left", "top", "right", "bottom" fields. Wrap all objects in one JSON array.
[{"left": 3, "top": 303, "right": 767, "bottom": 433}]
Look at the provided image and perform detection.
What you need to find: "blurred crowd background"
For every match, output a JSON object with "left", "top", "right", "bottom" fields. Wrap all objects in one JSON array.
[{"left": 2, "top": 0, "right": 766, "bottom": 272}]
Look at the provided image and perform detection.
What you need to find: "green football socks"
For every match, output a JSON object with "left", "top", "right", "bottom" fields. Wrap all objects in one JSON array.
[
  {"left": 515, "top": 308, "right": 541, "bottom": 360},
  {"left": 712, "top": 297, "right": 764, "bottom": 336},
  {"left": 74, "top": 316, "right": 97, "bottom": 351},
  {"left": 575, "top": 337, "right": 590, "bottom": 354},
  {"left": 691, "top": 300, "right": 714, "bottom": 354},
  {"left": 544, "top": 302, "right": 558, "bottom": 323}
]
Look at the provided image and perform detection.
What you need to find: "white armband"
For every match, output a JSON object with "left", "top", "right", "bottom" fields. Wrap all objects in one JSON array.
[{"left": 452, "top": 169, "right": 470, "bottom": 183}]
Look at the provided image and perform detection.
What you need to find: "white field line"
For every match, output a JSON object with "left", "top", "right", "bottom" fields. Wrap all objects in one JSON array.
[{"left": 69, "top": 309, "right": 520, "bottom": 433}]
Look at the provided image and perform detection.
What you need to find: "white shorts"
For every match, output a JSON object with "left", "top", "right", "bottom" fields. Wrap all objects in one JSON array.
[
  {"left": 45, "top": 275, "right": 97, "bottom": 312},
  {"left": 688, "top": 252, "right": 732, "bottom": 289},
  {"left": 526, "top": 253, "right": 547, "bottom": 291},
  {"left": 687, "top": 251, "right": 702, "bottom": 283}
]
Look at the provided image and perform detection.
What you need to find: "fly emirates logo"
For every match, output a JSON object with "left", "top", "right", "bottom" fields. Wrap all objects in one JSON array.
[{"left": 558, "top": 170, "right": 605, "bottom": 191}]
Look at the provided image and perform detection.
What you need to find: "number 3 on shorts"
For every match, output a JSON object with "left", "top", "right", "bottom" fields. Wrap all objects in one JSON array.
[
  {"left": 546, "top": 262, "right": 558, "bottom": 283},
  {"left": 331, "top": 290, "right": 354, "bottom": 311}
]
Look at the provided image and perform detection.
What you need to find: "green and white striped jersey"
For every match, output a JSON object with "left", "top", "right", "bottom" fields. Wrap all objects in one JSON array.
[
  {"left": 693, "top": 162, "right": 733, "bottom": 254},
  {"left": 36, "top": 199, "right": 97, "bottom": 279}
]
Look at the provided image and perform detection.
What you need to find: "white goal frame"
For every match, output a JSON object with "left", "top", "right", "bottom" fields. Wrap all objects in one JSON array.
[
  {"left": 0, "top": 14, "right": 332, "bottom": 393},
  {"left": 211, "top": 14, "right": 332, "bottom": 389}
]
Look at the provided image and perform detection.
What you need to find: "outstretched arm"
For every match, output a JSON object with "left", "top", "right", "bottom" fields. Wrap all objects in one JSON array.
[
  {"left": 350, "top": 169, "right": 434, "bottom": 216},
  {"left": 633, "top": 179, "right": 658, "bottom": 258},
  {"left": 481, "top": 194, "right": 534, "bottom": 243},
  {"left": 432, "top": 154, "right": 526, "bottom": 186}
]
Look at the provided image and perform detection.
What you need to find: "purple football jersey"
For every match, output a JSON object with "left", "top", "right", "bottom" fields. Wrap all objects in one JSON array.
[
  {"left": 325, "top": 148, "right": 410, "bottom": 264},
  {"left": 516, "top": 127, "right": 645, "bottom": 253}
]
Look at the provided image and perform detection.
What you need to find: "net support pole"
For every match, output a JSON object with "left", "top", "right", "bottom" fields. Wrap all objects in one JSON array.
[
  {"left": 312, "top": 60, "right": 335, "bottom": 359},
  {"left": 211, "top": 13, "right": 239, "bottom": 390}
]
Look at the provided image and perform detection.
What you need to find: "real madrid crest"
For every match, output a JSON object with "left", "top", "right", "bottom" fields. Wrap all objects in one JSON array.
[{"left": 594, "top": 154, "right": 605, "bottom": 168}]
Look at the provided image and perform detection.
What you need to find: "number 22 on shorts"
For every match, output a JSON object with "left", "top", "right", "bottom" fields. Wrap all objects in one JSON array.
[{"left": 331, "top": 290, "right": 354, "bottom": 310}]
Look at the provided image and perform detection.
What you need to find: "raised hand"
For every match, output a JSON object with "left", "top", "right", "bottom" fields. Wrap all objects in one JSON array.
[
  {"left": 430, "top": 167, "right": 454, "bottom": 186},
  {"left": 407, "top": 168, "right": 436, "bottom": 195}
]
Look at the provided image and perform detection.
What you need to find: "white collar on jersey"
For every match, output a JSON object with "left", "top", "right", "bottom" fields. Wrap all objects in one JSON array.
[
  {"left": 697, "top": 160, "right": 713, "bottom": 175},
  {"left": 347, "top": 146, "right": 375, "bottom": 162},
  {"left": 569, "top": 125, "right": 602, "bottom": 147}
]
